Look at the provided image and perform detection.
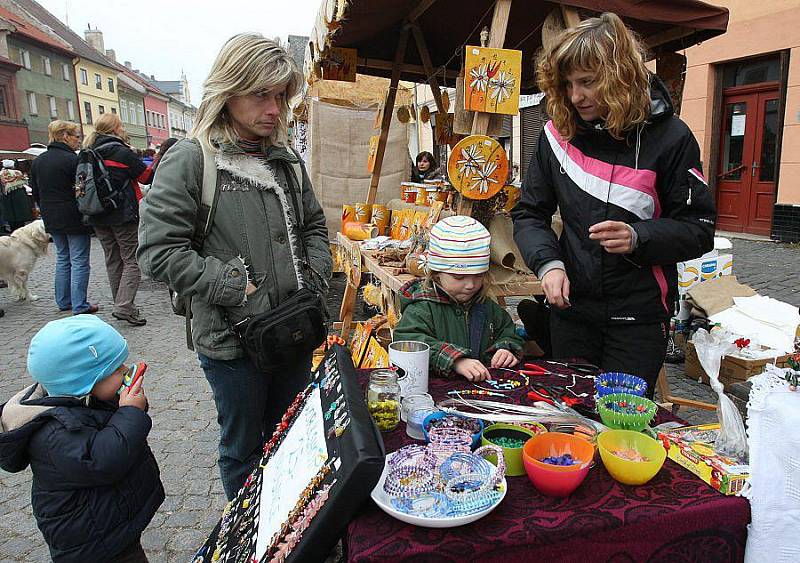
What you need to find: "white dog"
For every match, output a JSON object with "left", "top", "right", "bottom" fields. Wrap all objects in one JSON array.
[{"left": 0, "top": 220, "right": 50, "bottom": 301}]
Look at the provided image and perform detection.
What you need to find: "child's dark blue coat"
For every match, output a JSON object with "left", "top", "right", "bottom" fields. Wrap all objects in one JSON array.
[{"left": 0, "top": 384, "right": 164, "bottom": 562}]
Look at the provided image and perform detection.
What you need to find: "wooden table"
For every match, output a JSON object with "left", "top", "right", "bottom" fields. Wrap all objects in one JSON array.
[{"left": 336, "top": 232, "right": 543, "bottom": 339}]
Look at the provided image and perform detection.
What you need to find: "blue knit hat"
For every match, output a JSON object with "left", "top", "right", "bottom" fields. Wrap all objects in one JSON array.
[{"left": 27, "top": 316, "right": 129, "bottom": 397}]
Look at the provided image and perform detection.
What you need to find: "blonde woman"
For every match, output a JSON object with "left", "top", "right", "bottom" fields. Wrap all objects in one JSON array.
[
  {"left": 30, "top": 120, "right": 98, "bottom": 315},
  {"left": 512, "top": 13, "right": 716, "bottom": 397},
  {"left": 137, "top": 33, "right": 331, "bottom": 499},
  {"left": 85, "top": 113, "right": 154, "bottom": 326}
]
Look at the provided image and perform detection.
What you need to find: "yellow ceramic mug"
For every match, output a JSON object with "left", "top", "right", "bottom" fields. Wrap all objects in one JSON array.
[
  {"left": 372, "top": 205, "right": 389, "bottom": 235},
  {"left": 354, "top": 202, "right": 372, "bottom": 223},
  {"left": 342, "top": 204, "right": 356, "bottom": 229}
]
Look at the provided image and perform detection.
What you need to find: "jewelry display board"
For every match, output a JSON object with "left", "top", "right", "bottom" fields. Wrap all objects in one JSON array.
[{"left": 194, "top": 344, "right": 385, "bottom": 562}]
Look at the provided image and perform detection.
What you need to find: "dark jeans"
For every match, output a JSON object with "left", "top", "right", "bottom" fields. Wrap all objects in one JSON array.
[
  {"left": 551, "top": 313, "right": 669, "bottom": 399},
  {"left": 199, "top": 352, "right": 311, "bottom": 500},
  {"left": 94, "top": 222, "right": 141, "bottom": 316},
  {"left": 115, "top": 540, "right": 148, "bottom": 562}
]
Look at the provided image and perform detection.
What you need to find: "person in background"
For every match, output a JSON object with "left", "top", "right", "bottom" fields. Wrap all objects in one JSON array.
[
  {"left": 30, "top": 120, "right": 97, "bottom": 315},
  {"left": 393, "top": 216, "right": 523, "bottom": 381},
  {"left": 410, "top": 151, "right": 441, "bottom": 182},
  {"left": 84, "top": 113, "right": 154, "bottom": 326},
  {"left": 512, "top": 13, "right": 716, "bottom": 397},
  {"left": 150, "top": 137, "right": 178, "bottom": 177},
  {"left": 0, "top": 159, "right": 34, "bottom": 231},
  {"left": 0, "top": 315, "right": 164, "bottom": 562}
]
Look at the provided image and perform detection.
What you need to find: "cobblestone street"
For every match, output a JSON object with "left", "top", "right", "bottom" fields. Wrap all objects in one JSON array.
[{"left": 0, "top": 235, "right": 798, "bottom": 561}]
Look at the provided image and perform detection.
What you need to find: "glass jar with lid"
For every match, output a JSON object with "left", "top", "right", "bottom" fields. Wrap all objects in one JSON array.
[{"left": 366, "top": 369, "right": 401, "bottom": 432}]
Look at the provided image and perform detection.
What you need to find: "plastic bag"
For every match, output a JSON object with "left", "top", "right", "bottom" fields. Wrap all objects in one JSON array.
[{"left": 692, "top": 328, "right": 748, "bottom": 459}]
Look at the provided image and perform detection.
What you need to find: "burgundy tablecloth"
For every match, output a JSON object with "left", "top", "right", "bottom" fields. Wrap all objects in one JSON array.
[{"left": 346, "top": 363, "right": 750, "bottom": 563}]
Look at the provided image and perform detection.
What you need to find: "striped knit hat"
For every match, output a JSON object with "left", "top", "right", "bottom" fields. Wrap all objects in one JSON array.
[{"left": 427, "top": 216, "right": 491, "bottom": 274}]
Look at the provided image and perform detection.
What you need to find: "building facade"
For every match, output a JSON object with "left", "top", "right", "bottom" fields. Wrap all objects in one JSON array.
[
  {"left": 680, "top": 0, "right": 800, "bottom": 242},
  {"left": 0, "top": 54, "right": 27, "bottom": 149},
  {"left": 166, "top": 96, "right": 195, "bottom": 139},
  {"left": 117, "top": 73, "right": 146, "bottom": 149},
  {"left": 0, "top": 5, "right": 76, "bottom": 145},
  {"left": 143, "top": 88, "right": 169, "bottom": 148}
]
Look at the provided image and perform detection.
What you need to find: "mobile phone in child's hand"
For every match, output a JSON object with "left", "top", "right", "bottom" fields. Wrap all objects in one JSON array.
[
  {"left": 122, "top": 362, "right": 147, "bottom": 389},
  {"left": 119, "top": 362, "right": 147, "bottom": 410}
]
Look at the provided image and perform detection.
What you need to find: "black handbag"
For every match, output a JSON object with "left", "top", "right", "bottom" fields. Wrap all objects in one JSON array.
[{"left": 231, "top": 288, "right": 326, "bottom": 371}]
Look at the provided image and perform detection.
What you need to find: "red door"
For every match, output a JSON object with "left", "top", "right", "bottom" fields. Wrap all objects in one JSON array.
[{"left": 716, "top": 85, "right": 780, "bottom": 235}]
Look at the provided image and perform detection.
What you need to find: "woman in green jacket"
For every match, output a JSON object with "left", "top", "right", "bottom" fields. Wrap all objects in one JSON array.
[{"left": 393, "top": 216, "right": 523, "bottom": 381}]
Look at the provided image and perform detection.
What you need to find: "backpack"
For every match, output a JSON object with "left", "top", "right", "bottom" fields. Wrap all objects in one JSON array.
[{"left": 74, "top": 145, "right": 123, "bottom": 216}]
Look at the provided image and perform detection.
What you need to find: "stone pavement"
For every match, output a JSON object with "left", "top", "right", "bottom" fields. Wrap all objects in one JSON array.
[{"left": 0, "top": 235, "right": 798, "bottom": 561}]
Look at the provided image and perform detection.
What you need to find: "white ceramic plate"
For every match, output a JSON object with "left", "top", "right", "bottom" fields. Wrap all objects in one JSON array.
[{"left": 370, "top": 451, "right": 507, "bottom": 528}]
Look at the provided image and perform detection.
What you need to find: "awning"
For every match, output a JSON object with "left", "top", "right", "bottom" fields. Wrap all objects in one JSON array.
[{"left": 307, "top": 0, "right": 729, "bottom": 92}]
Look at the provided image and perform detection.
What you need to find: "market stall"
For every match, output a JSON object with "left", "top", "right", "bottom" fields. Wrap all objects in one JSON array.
[{"left": 305, "top": 0, "right": 730, "bottom": 344}]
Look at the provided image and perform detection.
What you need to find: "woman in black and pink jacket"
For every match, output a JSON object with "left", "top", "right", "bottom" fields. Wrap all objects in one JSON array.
[{"left": 512, "top": 13, "right": 716, "bottom": 396}]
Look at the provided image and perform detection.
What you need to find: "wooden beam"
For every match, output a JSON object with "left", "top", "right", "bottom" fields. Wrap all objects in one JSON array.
[
  {"left": 356, "top": 58, "right": 459, "bottom": 82},
  {"left": 461, "top": 0, "right": 512, "bottom": 215},
  {"left": 366, "top": 26, "right": 410, "bottom": 206},
  {"left": 408, "top": 0, "right": 439, "bottom": 22},
  {"left": 410, "top": 24, "right": 446, "bottom": 115},
  {"left": 559, "top": 5, "right": 581, "bottom": 28},
  {"left": 644, "top": 27, "right": 695, "bottom": 53}
]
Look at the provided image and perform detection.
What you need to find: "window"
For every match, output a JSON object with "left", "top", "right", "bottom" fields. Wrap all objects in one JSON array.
[
  {"left": 95, "top": 73, "right": 102, "bottom": 89},
  {"left": 67, "top": 99, "right": 75, "bottom": 120},
  {"left": 48, "top": 96, "right": 57, "bottom": 118},
  {"left": 121, "top": 99, "right": 128, "bottom": 123},
  {"left": 19, "top": 49, "right": 31, "bottom": 69},
  {"left": 111, "top": 107, "right": 117, "bottom": 115},
  {"left": 42, "top": 56, "right": 51, "bottom": 76},
  {"left": 62, "top": 63, "right": 70, "bottom": 81},
  {"left": 84, "top": 101, "right": 92, "bottom": 124},
  {"left": 108, "top": 78, "right": 114, "bottom": 93},
  {"left": 27, "top": 92, "right": 37, "bottom": 115},
  {"left": 158, "top": 114, "right": 163, "bottom": 128},
  {"left": 80, "top": 68, "right": 88, "bottom": 85},
  {"left": 98, "top": 105, "right": 105, "bottom": 115},
  {"left": 138, "top": 104, "right": 144, "bottom": 126},
  {"left": 0, "top": 86, "right": 9, "bottom": 117},
  {"left": 145, "top": 111, "right": 150, "bottom": 126}
]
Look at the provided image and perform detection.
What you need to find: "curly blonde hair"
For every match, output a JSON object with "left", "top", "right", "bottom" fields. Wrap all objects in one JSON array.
[
  {"left": 191, "top": 33, "right": 301, "bottom": 151},
  {"left": 536, "top": 12, "right": 650, "bottom": 140}
]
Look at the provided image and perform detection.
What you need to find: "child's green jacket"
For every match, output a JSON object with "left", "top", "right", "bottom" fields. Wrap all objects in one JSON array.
[{"left": 393, "top": 279, "right": 523, "bottom": 378}]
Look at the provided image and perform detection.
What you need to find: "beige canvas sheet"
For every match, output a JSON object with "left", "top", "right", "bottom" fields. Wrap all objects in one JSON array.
[{"left": 308, "top": 99, "right": 410, "bottom": 239}]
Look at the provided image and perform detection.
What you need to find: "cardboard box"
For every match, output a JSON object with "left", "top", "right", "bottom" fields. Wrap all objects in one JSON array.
[
  {"left": 684, "top": 341, "right": 791, "bottom": 389},
  {"left": 658, "top": 424, "right": 749, "bottom": 495},
  {"left": 677, "top": 252, "right": 733, "bottom": 295}
]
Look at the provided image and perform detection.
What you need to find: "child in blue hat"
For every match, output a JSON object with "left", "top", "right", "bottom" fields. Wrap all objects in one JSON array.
[{"left": 0, "top": 315, "right": 164, "bottom": 562}]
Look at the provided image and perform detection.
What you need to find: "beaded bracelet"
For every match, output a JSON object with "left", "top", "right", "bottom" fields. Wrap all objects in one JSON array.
[
  {"left": 388, "top": 445, "right": 437, "bottom": 473},
  {"left": 444, "top": 472, "right": 491, "bottom": 499},
  {"left": 474, "top": 444, "right": 506, "bottom": 487},
  {"left": 448, "top": 487, "right": 502, "bottom": 516},
  {"left": 391, "top": 491, "right": 452, "bottom": 518},
  {"left": 428, "top": 426, "right": 472, "bottom": 461},
  {"left": 439, "top": 452, "right": 492, "bottom": 483},
  {"left": 383, "top": 464, "right": 436, "bottom": 498}
]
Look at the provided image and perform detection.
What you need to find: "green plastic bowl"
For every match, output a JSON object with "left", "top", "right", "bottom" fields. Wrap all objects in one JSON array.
[
  {"left": 481, "top": 423, "right": 538, "bottom": 476},
  {"left": 597, "top": 393, "right": 657, "bottom": 431}
]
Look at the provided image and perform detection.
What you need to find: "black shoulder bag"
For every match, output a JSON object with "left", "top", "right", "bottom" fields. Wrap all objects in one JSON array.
[{"left": 230, "top": 163, "right": 327, "bottom": 371}]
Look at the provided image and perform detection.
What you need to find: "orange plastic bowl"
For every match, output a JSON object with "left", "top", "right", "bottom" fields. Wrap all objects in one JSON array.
[{"left": 522, "top": 432, "right": 596, "bottom": 497}]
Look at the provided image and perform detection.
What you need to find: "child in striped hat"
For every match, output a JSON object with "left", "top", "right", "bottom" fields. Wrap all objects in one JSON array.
[{"left": 393, "top": 216, "right": 523, "bottom": 381}]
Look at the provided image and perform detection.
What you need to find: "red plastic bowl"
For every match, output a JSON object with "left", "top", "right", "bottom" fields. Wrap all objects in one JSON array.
[{"left": 522, "top": 432, "right": 595, "bottom": 497}]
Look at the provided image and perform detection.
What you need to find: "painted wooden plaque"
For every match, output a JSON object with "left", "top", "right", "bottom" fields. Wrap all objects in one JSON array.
[
  {"left": 464, "top": 46, "right": 522, "bottom": 115},
  {"left": 447, "top": 135, "right": 509, "bottom": 200},
  {"left": 321, "top": 47, "right": 357, "bottom": 82}
]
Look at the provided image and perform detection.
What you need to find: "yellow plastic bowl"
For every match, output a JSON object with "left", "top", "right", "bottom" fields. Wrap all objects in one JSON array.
[{"left": 597, "top": 430, "right": 666, "bottom": 486}]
